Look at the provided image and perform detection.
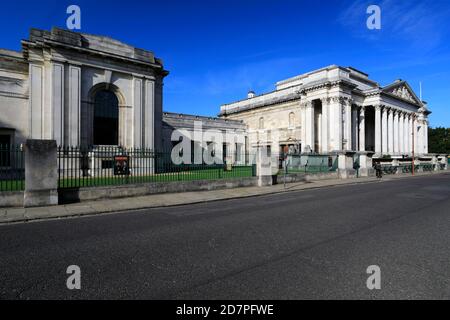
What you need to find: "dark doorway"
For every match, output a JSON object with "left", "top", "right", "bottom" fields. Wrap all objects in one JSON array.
[
  {"left": 365, "top": 107, "right": 375, "bottom": 152},
  {"left": 93, "top": 90, "right": 119, "bottom": 146},
  {"left": 0, "top": 134, "right": 11, "bottom": 166}
]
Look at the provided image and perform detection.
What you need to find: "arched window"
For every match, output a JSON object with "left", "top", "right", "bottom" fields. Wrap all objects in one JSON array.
[
  {"left": 93, "top": 90, "right": 119, "bottom": 145},
  {"left": 289, "top": 112, "right": 295, "bottom": 128},
  {"left": 259, "top": 117, "right": 264, "bottom": 130}
]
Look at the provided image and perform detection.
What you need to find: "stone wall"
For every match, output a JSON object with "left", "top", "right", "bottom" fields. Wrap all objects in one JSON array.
[{"left": 59, "top": 177, "right": 259, "bottom": 204}]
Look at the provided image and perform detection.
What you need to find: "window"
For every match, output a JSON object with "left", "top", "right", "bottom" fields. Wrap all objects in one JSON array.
[
  {"left": 289, "top": 112, "right": 295, "bottom": 128},
  {"left": 223, "top": 143, "right": 228, "bottom": 164},
  {"left": 235, "top": 143, "right": 242, "bottom": 163},
  {"left": 94, "top": 90, "right": 119, "bottom": 146},
  {"left": 259, "top": 117, "right": 264, "bottom": 130}
]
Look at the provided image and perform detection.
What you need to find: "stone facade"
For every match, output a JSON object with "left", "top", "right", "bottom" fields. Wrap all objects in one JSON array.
[
  {"left": 220, "top": 65, "right": 431, "bottom": 158},
  {"left": 162, "top": 112, "right": 248, "bottom": 164},
  {"left": 0, "top": 27, "right": 168, "bottom": 149},
  {"left": 1, "top": 30, "right": 431, "bottom": 160}
]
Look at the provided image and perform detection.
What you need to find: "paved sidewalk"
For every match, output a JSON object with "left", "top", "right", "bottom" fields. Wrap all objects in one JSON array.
[{"left": 0, "top": 171, "right": 447, "bottom": 225}]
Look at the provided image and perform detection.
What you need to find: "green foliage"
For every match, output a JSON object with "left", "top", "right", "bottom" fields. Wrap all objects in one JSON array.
[{"left": 428, "top": 127, "right": 450, "bottom": 154}]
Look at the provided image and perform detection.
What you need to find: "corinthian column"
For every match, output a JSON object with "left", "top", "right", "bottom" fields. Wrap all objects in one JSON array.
[
  {"left": 423, "top": 119, "right": 429, "bottom": 154},
  {"left": 374, "top": 105, "right": 382, "bottom": 154},
  {"left": 300, "top": 101, "right": 307, "bottom": 152},
  {"left": 300, "top": 100, "right": 315, "bottom": 152},
  {"left": 417, "top": 121, "right": 423, "bottom": 155},
  {"left": 305, "top": 100, "right": 315, "bottom": 152},
  {"left": 359, "top": 106, "right": 366, "bottom": 152},
  {"left": 408, "top": 114, "right": 413, "bottom": 155},
  {"left": 387, "top": 108, "right": 393, "bottom": 154},
  {"left": 393, "top": 110, "right": 399, "bottom": 154},
  {"left": 344, "top": 98, "right": 352, "bottom": 151},
  {"left": 329, "top": 97, "right": 343, "bottom": 151},
  {"left": 399, "top": 112, "right": 404, "bottom": 154},
  {"left": 381, "top": 106, "right": 388, "bottom": 154},
  {"left": 413, "top": 115, "right": 419, "bottom": 155},
  {"left": 320, "top": 98, "right": 329, "bottom": 153},
  {"left": 404, "top": 113, "right": 410, "bottom": 154},
  {"left": 352, "top": 106, "right": 358, "bottom": 151}
]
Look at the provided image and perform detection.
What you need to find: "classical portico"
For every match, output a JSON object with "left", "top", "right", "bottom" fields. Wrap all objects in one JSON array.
[{"left": 220, "top": 65, "right": 430, "bottom": 158}]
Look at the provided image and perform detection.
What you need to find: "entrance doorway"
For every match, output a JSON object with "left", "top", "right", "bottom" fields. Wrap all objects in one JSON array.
[{"left": 93, "top": 90, "right": 119, "bottom": 146}]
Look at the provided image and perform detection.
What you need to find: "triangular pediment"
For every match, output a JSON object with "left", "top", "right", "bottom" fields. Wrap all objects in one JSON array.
[{"left": 382, "top": 81, "right": 422, "bottom": 105}]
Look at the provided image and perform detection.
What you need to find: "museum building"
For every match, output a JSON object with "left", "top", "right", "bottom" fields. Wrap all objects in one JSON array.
[{"left": 0, "top": 28, "right": 431, "bottom": 160}]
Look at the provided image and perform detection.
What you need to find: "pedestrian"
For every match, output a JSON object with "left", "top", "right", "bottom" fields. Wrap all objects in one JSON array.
[{"left": 374, "top": 161, "right": 382, "bottom": 179}]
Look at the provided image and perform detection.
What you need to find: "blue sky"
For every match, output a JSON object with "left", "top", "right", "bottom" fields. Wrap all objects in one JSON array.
[{"left": 1, "top": 0, "right": 449, "bottom": 127}]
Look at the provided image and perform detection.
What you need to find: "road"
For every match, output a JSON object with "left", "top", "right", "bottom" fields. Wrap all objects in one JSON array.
[{"left": 1, "top": 173, "right": 450, "bottom": 300}]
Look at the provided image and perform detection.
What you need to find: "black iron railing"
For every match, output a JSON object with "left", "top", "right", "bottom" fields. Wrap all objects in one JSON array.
[
  {"left": 58, "top": 146, "right": 257, "bottom": 189},
  {"left": 0, "top": 144, "right": 25, "bottom": 192},
  {"left": 279, "top": 154, "right": 338, "bottom": 175}
]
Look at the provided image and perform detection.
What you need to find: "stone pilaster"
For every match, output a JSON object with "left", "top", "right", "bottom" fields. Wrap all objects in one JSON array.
[
  {"left": 52, "top": 63, "right": 65, "bottom": 146},
  {"left": 29, "top": 64, "right": 44, "bottom": 139},
  {"left": 67, "top": 65, "right": 81, "bottom": 146},
  {"left": 144, "top": 78, "right": 155, "bottom": 149},
  {"left": 133, "top": 77, "right": 144, "bottom": 148}
]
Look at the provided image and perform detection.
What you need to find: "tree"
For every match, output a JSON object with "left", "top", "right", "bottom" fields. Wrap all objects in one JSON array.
[{"left": 428, "top": 127, "right": 450, "bottom": 154}]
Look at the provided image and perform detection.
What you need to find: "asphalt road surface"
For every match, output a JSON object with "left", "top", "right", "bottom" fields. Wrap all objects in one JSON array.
[{"left": 1, "top": 173, "right": 450, "bottom": 300}]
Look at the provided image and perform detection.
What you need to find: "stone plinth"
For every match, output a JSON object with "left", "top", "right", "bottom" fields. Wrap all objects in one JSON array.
[
  {"left": 24, "top": 140, "right": 58, "bottom": 207},
  {"left": 337, "top": 151, "right": 357, "bottom": 179},
  {"left": 358, "top": 151, "right": 375, "bottom": 177},
  {"left": 256, "top": 146, "right": 273, "bottom": 187}
]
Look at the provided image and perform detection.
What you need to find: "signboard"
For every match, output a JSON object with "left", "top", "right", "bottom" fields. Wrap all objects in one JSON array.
[{"left": 114, "top": 155, "right": 130, "bottom": 176}]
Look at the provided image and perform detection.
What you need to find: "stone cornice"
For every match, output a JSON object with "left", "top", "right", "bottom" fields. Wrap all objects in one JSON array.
[
  {"left": 365, "top": 89, "right": 423, "bottom": 108},
  {"left": 297, "top": 79, "right": 358, "bottom": 95},
  {"left": 22, "top": 30, "right": 169, "bottom": 77},
  {"left": 0, "top": 90, "right": 29, "bottom": 99},
  {"left": 219, "top": 92, "right": 301, "bottom": 116}
]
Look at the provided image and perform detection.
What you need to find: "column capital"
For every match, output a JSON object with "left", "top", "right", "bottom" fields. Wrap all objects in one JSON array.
[
  {"left": 300, "top": 101, "right": 307, "bottom": 109},
  {"left": 320, "top": 97, "right": 330, "bottom": 105},
  {"left": 374, "top": 104, "right": 382, "bottom": 111},
  {"left": 329, "top": 96, "right": 352, "bottom": 105},
  {"left": 344, "top": 97, "right": 353, "bottom": 107}
]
